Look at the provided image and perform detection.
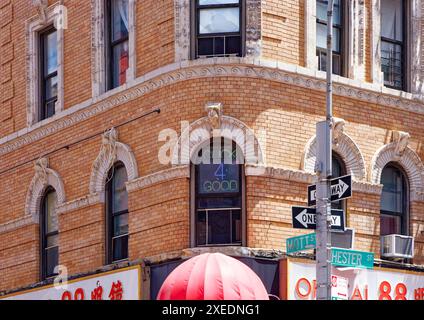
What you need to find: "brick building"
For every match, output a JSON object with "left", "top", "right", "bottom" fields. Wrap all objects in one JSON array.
[{"left": 0, "top": 0, "right": 424, "bottom": 300}]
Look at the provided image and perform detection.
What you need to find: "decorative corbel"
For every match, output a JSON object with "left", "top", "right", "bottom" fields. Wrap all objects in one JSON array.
[
  {"left": 32, "top": 0, "right": 49, "bottom": 24},
  {"left": 392, "top": 130, "right": 410, "bottom": 160},
  {"left": 205, "top": 102, "right": 223, "bottom": 131},
  {"left": 91, "top": 128, "right": 119, "bottom": 182},
  {"left": 34, "top": 157, "right": 49, "bottom": 185},
  {"left": 332, "top": 117, "right": 346, "bottom": 146}
]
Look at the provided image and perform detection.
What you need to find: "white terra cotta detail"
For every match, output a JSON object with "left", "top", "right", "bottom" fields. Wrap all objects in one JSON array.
[
  {"left": 25, "top": 157, "right": 66, "bottom": 222},
  {"left": 302, "top": 125, "right": 366, "bottom": 181},
  {"left": 371, "top": 143, "right": 424, "bottom": 202},
  {"left": 89, "top": 128, "right": 139, "bottom": 195}
]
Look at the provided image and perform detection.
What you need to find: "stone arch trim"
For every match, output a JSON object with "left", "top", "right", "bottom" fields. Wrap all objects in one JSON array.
[
  {"left": 89, "top": 128, "right": 139, "bottom": 195},
  {"left": 371, "top": 144, "right": 424, "bottom": 201},
  {"left": 171, "top": 115, "right": 265, "bottom": 167},
  {"left": 302, "top": 133, "right": 366, "bottom": 181},
  {"left": 25, "top": 158, "right": 66, "bottom": 222}
]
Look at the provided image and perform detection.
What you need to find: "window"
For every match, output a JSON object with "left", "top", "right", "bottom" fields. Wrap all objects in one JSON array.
[
  {"left": 381, "top": 0, "right": 405, "bottom": 90},
  {"left": 106, "top": 163, "right": 129, "bottom": 263},
  {"left": 316, "top": 0, "right": 344, "bottom": 75},
  {"left": 40, "top": 188, "right": 59, "bottom": 280},
  {"left": 380, "top": 164, "right": 408, "bottom": 236},
  {"left": 193, "top": 138, "right": 243, "bottom": 246},
  {"left": 106, "top": 0, "right": 129, "bottom": 90},
  {"left": 331, "top": 154, "right": 346, "bottom": 210},
  {"left": 195, "top": 0, "right": 243, "bottom": 58},
  {"left": 39, "top": 26, "right": 58, "bottom": 121}
]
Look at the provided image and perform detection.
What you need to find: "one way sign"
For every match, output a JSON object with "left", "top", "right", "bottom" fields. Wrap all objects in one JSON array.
[
  {"left": 292, "top": 207, "right": 345, "bottom": 231},
  {"left": 308, "top": 175, "right": 352, "bottom": 207}
]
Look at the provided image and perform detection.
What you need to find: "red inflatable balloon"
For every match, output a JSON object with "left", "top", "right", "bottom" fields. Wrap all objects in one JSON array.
[{"left": 157, "top": 253, "right": 270, "bottom": 300}]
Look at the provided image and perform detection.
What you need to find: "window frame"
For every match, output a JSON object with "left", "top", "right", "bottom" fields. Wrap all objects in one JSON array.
[
  {"left": 191, "top": 138, "right": 246, "bottom": 247},
  {"left": 38, "top": 25, "right": 58, "bottom": 122},
  {"left": 380, "top": 162, "right": 409, "bottom": 236},
  {"left": 380, "top": 0, "right": 407, "bottom": 91},
  {"left": 192, "top": 0, "right": 245, "bottom": 59},
  {"left": 105, "top": 0, "right": 130, "bottom": 91},
  {"left": 315, "top": 0, "right": 346, "bottom": 76},
  {"left": 40, "top": 187, "right": 59, "bottom": 281},
  {"left": 105, "top": 162, "right": 129, "bottom": 264}
]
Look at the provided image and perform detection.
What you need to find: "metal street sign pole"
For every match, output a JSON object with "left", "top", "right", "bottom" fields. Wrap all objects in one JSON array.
[{"left": 316, "top": 0, "right": 334, "bottom": 301}]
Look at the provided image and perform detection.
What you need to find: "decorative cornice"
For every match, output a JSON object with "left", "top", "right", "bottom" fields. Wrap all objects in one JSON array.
[
  {"left": 1, "top": 58, "right": 424, "bottom": 156},
  {"left": 246, "top": 164, "right": 385, "bottom": 196},
  {"left": 56, "top": 193, "right": 103, "bottom": 215},
  {"left": 126, "top": 166, "right": 190, "bottom": 193},
  {"left": 0, "top": 216, "right": 37, "bottom": 234}
]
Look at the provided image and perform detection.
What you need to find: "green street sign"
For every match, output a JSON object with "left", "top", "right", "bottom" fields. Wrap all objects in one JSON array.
[
  {"left": 287, "top": 233, "right": 316, "bottom": 254},
  {"left": 331, "top": 247, "right": 374, "bottom": 269}
]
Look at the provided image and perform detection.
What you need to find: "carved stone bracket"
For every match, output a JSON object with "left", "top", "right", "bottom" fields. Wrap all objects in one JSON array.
[
  {"left": 205, "top": 102, "right": 223, "bottom": 131},
  {"left": 32, "top": 0, "right": 49, "bottom": 24},
  {"left": 392, "top": 131, "right": 410, "bottom": 160},
  {"left": 332, "top": 117, "right": 346, "bottom": 146},
  {"left": 89, "top": 127, "right": 139, "bottom": 195}
]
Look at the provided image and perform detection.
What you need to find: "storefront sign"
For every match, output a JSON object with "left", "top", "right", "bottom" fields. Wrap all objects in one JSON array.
[
  {"left": 285, "top": 260, "right": 424, "bottom": 300},
  {"left": 1, "top": 266, "right": 141, "bottom": 300}
]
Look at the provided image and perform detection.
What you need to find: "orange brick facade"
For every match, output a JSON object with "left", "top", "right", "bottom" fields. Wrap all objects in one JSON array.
[{"left": 0, "top": 0, "right": 424, "bottom": 296}]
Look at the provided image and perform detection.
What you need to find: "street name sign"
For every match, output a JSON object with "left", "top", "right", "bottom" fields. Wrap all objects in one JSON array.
[
  {"left": 308, "top": 175, "right": 352, "bottom": 207},
  {"left": 292, "top": 207, "right": 345, "bottom": 231},
  {"left": 286, "top": 233, "right": 316, "bottom": 254},
  {"left": 331, "top": 247, "right": 374, "bottom": 269}
]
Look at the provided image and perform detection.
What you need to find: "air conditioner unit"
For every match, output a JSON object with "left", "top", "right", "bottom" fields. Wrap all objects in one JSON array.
[
  {"left": 381, "top": 234, "right": 414, "bottom": 259},
  {"left": 331, "top": 228, "right": 354, "bottom": 249}
]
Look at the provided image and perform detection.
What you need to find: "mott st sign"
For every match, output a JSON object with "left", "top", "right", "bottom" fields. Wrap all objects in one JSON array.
[
  {"left": 308, "top": 175, "right": 352, "bottom": 207},
  {"left": 286, "top": 233, "right": 316, "bottom": 254},
  {"left": 292, "top": 207, "right": 345, "bottom": 231}
]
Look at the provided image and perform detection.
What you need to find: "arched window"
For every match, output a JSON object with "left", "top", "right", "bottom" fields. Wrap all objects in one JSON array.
[
  {"left": 331, "top": 153, "right": 346, "bottom": 210},
  {"left": 105, "top": 162, "right": 129, "bottom": 263},
  {"left": 40, "top": 187, "right": 59, "bottom": 280},
  {"left": 380, "top": 164, "right": 408, "bottom": 236},
  {"left": 192, "top": 138, "right": 244, "bottom": 246}
]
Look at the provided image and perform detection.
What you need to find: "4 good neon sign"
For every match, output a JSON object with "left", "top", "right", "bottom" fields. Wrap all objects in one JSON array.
[{"left": 201, "top": 163, "right": 239, "bottom": 194}]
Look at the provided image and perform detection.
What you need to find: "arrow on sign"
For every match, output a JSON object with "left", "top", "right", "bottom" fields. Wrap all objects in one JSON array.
[
  {"left": 308, "top": 175, "right": 352, "bottom": 207},
  {"left": 295, "top": 209, "right": 316, "bottom": 228}
]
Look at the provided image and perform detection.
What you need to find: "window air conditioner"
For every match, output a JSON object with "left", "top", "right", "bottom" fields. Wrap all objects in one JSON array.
[{"left": 381, "top": 234, "right": 414, "bottom": 259}]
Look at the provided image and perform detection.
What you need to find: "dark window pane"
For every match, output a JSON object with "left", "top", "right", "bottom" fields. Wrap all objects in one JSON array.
[
  {"left": 112, "top": 41, "right": 129, "bottom": 88},
  {"left": 112, "top": 235, "right": 128, "bottom": 261},
  {"left": 198, "top": 196, "right": 241, "bottom": 209},
  {"left": 381, "top": 41, "right": 403, "bottom": 89},
  {"left": 208, "top": 210, "right": 231, "bottom": 244},
  {"left": 381, "top": 214, "right": 402, "bottom": 236},
  {"left": 112, "top": 165, "right": 128, "bottom": 213},
  {"left": 198, "top": 163, "right": 240, "bottom": 194},
  {"left": 197, "top": 211, "right": 207, "bottom": 245},
  {"left": 44, "top": 31, "right": 57, "bottom": 76},
  {"left": 111, "top": 0, "right": 129, "bottom": 42},
  {"left": 214, "top": 37, "right": 225, "bottom": 56},
  {"left": 113, "top": 213, "right": 128, "bottom": 236},
  {"left": 381, "top": 0, "right": 403, "bottom": 41},
  {"left": 316, "top": 24, "right": 340, "bottom": 52},
  {"left": 381, "top": 166, "right": 405, "bottom": 213},
  {"left": 225, "top": 36, "right": 240, "bottom": 55},
  {"left": 45, "top": 246, "right": 58, "bottom": 277},
  {"left": 198, "top": 38, "right": 214, "bottom": 56},
  {"left": 317, "top": 0, "right": 341, "bottom": 25},
  {"left": 47, "top": 234, "right": 59, "bottom": 248},
  {"left": 199, "top": 0, "right": 239, "bottom": 5},
  {"left": 199, "top": 8, "right": 240, "bottom": 34},
  {"left": 45, "top": 76, "right": 58, "bottom": 100},
  {"left": 232, "top": 210, "right": 241, "bottom": 243},
  {"left": 45, "top": 191, "right": 58, "bottom": 234},
  {"left": 45, "top": 101, "right": 56, "bottom": 118}
]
